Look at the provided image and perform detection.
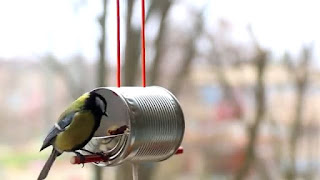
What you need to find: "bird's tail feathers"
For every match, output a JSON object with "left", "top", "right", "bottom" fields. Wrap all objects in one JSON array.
[{"left": 38, "top": 149, "right": 61, "bottom": 180}]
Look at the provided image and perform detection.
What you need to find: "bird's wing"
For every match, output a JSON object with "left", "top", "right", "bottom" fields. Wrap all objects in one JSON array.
[
  {"left": 54, "top": 110, "right": 97, "bottom": 151},
  {"left": 40, "top": 112, "right": 76, "bottom": 151},
  {"left": 57, "top": 93, "right": 89, "bottom": 121},
  {"left": 40, "top": 93, "right": 89, "bottom": 151}
]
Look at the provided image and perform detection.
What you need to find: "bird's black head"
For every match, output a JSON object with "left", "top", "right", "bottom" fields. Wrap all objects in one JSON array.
[{"left": 86, "top": 91, "right": 108, "bottom": 117}]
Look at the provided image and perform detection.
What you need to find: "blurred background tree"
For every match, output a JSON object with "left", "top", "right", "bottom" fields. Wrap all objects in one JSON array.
[{"left": 0, "top": 0, "right": 319, "bottom": 180}]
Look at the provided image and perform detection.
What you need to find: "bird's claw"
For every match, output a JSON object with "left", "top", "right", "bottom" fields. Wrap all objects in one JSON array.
[{"left": 74, "top": 151, "right": 85, "bottom": 167}]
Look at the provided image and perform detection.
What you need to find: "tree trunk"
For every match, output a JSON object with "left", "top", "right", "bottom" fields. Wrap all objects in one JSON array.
[
  {"left": 149, "top": 0, "right": 172, "bottom": 85},
  {"left": 286, "top": 46, "right": 311, "bottom": 180},
  {"left": 170, "top": 12, "right": 204, "bottom": 95},
  {"left": 116, "top": 1, "right": 160, "bottom": 179},
  {"left": 94, "top": 0, "right": 108, "bottom": 180},
  {"left": 123, "top": 0, "right": 140, "bottom": 86},
  {"left": 97, "top": 0, "right": 107, "bottom": 87},
  {"left": 235, "top": 35, "right": 267, "bottom": 180}
]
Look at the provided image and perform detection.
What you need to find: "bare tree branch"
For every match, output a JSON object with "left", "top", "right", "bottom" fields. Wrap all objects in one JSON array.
[
  {"left": 169, "top": 12, "right": 204, "bottom": 94},
  {"left": 286, "top": 45, "right": 312, "bottom": 180},
  {"left": 94, "top": 0, "right": 108, "bottom": 179},
  {"left": 235, "top": 26, "right": 268, "bottom": 180},
  {"left": 43, "top": 55, "right": 84, "bottom": 99},
  {"left": 206, "top": 33, "right": 237, "bottom": 102},
  {"left": 149, "top": 0, "right": 172, "bottom": 85},
  {"left": 97, "top": 0, "right": 108, "bottom": 87}
]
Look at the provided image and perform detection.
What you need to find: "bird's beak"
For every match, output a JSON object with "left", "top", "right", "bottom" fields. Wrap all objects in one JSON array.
[{"left": 103, "top": 112, "right": 109, "bottom": 117}]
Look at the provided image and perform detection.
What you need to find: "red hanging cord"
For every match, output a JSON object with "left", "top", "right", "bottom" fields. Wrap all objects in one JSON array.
[
  {"left": 116, "top": 0, "right": 121, "bottom": 87},
  {"left": 141, "top": 0, "right": 146, "bottom": 87}
]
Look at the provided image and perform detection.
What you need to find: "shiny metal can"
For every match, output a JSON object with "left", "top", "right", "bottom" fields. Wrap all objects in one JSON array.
[{"left": 83, "top": 86, "right": 185, "bottom": 166}]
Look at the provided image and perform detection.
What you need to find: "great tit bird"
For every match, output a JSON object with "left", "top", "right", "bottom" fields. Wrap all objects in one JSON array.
[{"left": 38, "top": 90, "right": 108, "bottom": 180}]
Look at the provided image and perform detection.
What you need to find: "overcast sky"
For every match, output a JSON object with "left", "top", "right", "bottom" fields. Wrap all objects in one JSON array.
[{"left": 0, "top": 0, "right": 318, "bottom": 62}]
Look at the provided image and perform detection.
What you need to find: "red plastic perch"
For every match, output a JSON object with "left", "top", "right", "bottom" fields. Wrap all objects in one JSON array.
[
  {"left": 71, "top": 146, "right": 184, "bottom": 165},
  {"left": 70, "top": 154, "right": 109, "bottom": 165}
]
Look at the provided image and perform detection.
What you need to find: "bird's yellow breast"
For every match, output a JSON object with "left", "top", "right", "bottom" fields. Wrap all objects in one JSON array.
[{"left": 54, "top": 111, "right": 95, "bottom": 151}]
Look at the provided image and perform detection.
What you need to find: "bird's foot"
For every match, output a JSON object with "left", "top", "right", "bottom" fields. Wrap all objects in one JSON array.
[
  {"left": 80, "top": 149, "right": 109, "bottom": 162},
  {"left": 74, "top": 151, "right": 85, "bottom": 167}
]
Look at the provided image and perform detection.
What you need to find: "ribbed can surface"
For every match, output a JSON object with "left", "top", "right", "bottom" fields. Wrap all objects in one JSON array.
[
  {"left": 114, "top": 86, "right": 185, "bottom": 162},
  {"left": 88, "top": 86, "right": 185, "bottom": 165}
]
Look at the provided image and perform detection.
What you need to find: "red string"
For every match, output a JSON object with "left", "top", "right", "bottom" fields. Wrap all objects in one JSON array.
[
  {"left": 141, "top": 0, "right": 146, "bottom": 87},
  {"left": 116, "top": 0, "right": 121, "bottom": 87},
  {"left": 116, "top": 0, "right": 145, "bottom": 87}
]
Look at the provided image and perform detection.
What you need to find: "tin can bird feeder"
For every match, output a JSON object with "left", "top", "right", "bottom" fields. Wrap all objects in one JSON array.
[{"left": 71, "top": 86, "right": 185, "bottom": 166}]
